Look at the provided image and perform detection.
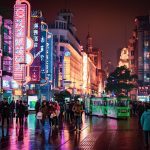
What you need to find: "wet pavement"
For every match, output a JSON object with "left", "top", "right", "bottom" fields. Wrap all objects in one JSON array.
[{"left": 0, "top": 113, "right": 148, "bottom": 150}]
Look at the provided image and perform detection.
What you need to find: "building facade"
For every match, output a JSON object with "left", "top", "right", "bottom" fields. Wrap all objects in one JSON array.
[
  {"left": 49, "top": 9, "right": 83, "bottom": 95},
  {"left": 135, "top": 16, "right": 150, "bottom": 84}
]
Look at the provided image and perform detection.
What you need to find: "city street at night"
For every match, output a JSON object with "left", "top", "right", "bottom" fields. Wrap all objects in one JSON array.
[
  {"left": 0, "top": 0, "right": 150, "bottom": 150},
  {"left": 0, "top": 114, "right": 146, "bottom": 150}
]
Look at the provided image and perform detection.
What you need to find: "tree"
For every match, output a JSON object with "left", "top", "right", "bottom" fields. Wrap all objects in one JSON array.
[
  {"left": 105, "top": 66, "right": 137, "bottom": 96},
  {"left": 54, "top": 90, "right": 71, "bottom": 102}
]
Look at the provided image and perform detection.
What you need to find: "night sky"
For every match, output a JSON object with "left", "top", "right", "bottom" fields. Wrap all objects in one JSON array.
[{"left": 1, "top": 0, "right": 150, "bottom": 66}]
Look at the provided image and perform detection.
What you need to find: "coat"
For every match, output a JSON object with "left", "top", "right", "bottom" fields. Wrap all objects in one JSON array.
[{"left": 140, "top": 109, "right": 150, "bottom": 131}]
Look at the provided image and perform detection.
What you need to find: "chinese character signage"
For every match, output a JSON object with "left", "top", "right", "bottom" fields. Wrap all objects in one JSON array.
[
  {"left": 40, "top": 22, "right": 47, "bottom": 79},
  {"left": 46, "top": 32, "right": 53, "bottom": 81},
  {"left": 13, "top": 4, "right": 27, "bottom": 81},
  {"left": 3, "top": 19, "right": 13, "bottom": 73},
  {"left": 30, "top": 16, "right": 41, "bottom": 83}
]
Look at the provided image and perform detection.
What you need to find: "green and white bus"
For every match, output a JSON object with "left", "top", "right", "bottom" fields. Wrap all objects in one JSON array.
[{"left": 86, "top": 96, "right": 130, "bottom": 119}]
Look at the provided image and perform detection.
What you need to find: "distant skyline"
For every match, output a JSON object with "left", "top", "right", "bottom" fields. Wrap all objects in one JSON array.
[{"left": 1, "top": 0, "right": 150, "bottom": 66}]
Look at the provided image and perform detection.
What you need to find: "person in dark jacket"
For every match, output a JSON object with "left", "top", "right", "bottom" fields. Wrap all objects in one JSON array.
[
  {"left": 35, "top": 100, "right": 41, "bottom": 116},
  {"left": 18, "top": 100, "right": 25, "bottom": 127},
  {"left": 10, "top": 100, "right": 15, "bottom": 118},
  {"left": 15, "top": 100, "right": 20, "bottom": 124},
  {"left": 1, "top": 98, "right": 10, "bottom": 128},
  {"left": 141, "top": 105, "right": 150, "bottom": 148}
]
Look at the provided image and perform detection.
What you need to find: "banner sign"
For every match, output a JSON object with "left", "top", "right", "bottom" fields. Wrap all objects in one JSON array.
[
  {"left": 40, "top": 22, "right": 47, "bottom": 79},
  {"left": 3, "top": 19, "right": 13, "bottom": 73},
  {"left": 30, "top": 15, "right": 41, "bottom": 83}
]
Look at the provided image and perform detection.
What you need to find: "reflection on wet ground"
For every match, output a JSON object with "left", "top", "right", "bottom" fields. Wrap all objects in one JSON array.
[{"left": 0, "top": 114, "right": 147, "bottom": 150}]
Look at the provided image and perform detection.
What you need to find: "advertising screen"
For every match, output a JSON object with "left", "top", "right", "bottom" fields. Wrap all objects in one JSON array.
[{"left": 28, "top": 95, "right": 38, "bottom": 110}]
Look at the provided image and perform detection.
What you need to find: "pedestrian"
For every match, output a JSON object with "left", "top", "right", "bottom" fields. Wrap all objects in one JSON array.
[
  {"left": 140, "top": 105, "right": 150, "bottom": 148},
  {"left": 137, "top": 102, "right": 145, "bottom": 128},
  {"left": 15, "top": 100, "right": 20, "bottom": 124},
  {"left": 17, "top": 100, "right": 25, "bottom": 127},
  {"left": 59, "top": 102, "right": 65, "bottom": 122},
  {"left": 24, "top": 101, "right": 29, "bottom": 121},
  {"left": 35, "top": 100, "right": 41, "bottom": 116},
  {"left": 10, "top": 100, "right": 15, "bottom": 118},
  {"left": 72, "top": 100, "right": 83, "bottom": 131},
  {"left": 40, "top": 100, "right": 48, "bottom": 127},
  {"left": 1, "top": 98, "right": 10, "bottom": 129}
]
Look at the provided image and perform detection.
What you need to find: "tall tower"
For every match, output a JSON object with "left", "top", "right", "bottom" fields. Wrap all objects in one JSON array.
[{"left": 86, "top": 32, "right": 93, "bottom": 53}]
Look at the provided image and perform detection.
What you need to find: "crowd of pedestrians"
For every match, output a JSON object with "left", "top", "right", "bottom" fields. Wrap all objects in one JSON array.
[
  {"left": 0, "top": 98, "right": 28, "bottom": 137},
  {"left": 35, "top": 99, "right": 84, "bottom": 131},
  {"left": 0, "top": 97, "right": 149, "bottom": 148}
]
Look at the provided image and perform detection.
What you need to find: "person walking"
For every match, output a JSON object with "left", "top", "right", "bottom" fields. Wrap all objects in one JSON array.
[
  {"left": 1, "top": 98, "right": 10, "bottom": 128},
  {"left": 72, "top": 100, "right": 83, "bottom": 131},
  {"left": 40, "top": 100, "right": 48, "bottom": 127},
  {"left": 24, "top": 101, "right": 29, "bottom": 121},
  {"left": 10, "top": 100, "right": 15, "bottom": 118},
  {"left": 35, "top": 100, "right": 41, "bottom": 116},
  {"left": 140, "top": 105, "right": 150, "bottom": 148},
  {"left": 17, "top": 100, "right": 25, "bottom": 127},
  {"left": 15, "top": 100, "right": 20, "bottom": 124}
]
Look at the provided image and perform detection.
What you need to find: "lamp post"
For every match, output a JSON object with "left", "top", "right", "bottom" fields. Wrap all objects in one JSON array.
[{"left": 19, "top": 62, "right": 27, "bottom": 101}]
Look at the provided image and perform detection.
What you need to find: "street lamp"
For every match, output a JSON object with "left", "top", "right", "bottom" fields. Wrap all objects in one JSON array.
[{"left": 19, "top": 62, "right": 27, "bottom": 101}]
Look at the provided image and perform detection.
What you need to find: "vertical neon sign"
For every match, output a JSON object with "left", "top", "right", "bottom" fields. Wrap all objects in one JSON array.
[
  {"left": 46, "top": 32, "right": 53, "bottom": 81},
  {"left": 30, "top": 14, "right": 41, "bottom": 83},
  {"left": 13, "top": 3, "right": 27, "bottom": 81},
  {"left": 13, "top": 0, "right": 33, "bottom": 85},
  {"left": 40, "top": 22, "right": 48, "bottom": 79}
]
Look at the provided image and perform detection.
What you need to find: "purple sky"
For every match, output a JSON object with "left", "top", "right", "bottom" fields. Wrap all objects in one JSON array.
[{"left": 1, "top": 0, "right": 150, "bottom": 66}]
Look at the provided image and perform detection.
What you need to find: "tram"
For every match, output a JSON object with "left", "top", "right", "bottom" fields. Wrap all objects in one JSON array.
[{"left": 86, "top": 96, "right": 130, "bottom": 119}]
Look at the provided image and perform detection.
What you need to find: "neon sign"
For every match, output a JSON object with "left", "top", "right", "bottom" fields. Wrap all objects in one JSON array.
[
  {"left": 30, "top": 16, "right": 41, "bottom": 83},
  {"left": 13, "top": 3, "right": 27, "bottom": 81}
]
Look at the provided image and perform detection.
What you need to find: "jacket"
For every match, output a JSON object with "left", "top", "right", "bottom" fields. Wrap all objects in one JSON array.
[
  {"left": 72, "top": 104, "right": 83, "bottom": 116},
  {"left": 140, "top": 109, "right": 150, "bottom": 131}
]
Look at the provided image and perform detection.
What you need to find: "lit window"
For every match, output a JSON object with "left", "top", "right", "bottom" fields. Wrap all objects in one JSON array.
[{"left": 144, "top": 41, "right": 149, "bottom": 47}]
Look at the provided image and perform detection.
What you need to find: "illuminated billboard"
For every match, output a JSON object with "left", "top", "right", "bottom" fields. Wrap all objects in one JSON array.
[
  {"left": 30, "top": 14, "right": 41, "bottom": 83},
  {"left": 40, "top": 22, "right": 47, "bottom": 79},
  {"left": 3, "top": 19, "right": 13, "bottom": 74},
  {"left": 13, "top": 3, "right": 27, "bottom": 81},
  {"left": 46, "top": 32, "right": 53, "bottom": 81}
]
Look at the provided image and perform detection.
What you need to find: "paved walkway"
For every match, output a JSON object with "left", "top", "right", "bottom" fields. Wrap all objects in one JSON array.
[{"left": 0, "top": 114, "right": 148, "bottom": 150}]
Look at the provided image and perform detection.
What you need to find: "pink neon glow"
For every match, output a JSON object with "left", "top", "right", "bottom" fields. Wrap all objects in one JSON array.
[{"left": 13, "top": 4, "right": 27, "bottom": 81}]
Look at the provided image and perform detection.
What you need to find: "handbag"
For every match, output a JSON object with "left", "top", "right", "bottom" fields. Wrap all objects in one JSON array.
[{"left": 36, "top": 112, "right": 43, "bottom": 120}]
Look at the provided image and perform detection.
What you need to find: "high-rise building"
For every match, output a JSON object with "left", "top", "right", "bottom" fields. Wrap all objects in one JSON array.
[{"left": 135, "top": 16, "right": 150, "bottom": 84}]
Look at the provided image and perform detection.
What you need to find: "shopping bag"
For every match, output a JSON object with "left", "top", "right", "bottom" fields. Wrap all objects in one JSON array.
[{"left": 36, "top": 112, "right": 43, "bottom": 120}]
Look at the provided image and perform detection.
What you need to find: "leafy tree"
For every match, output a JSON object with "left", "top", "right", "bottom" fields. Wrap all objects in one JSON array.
[
  {"left": 105, "top": 66, "right": 137, "bottom": 96},
  {"left": 54, "top": 90, "right": 71, "bottom": 102}
]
